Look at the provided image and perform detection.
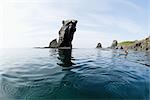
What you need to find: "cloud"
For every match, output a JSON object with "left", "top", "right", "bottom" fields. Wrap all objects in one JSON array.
[{"left": 0, "top": 0, "right": 148, "bottom": 48}]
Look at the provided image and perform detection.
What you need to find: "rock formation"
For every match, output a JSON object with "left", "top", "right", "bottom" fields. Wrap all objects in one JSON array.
[
  {"left": 49, "top": 19, "right": 77, "bottom": 49},
  {"left": 49, "top": 39, "right": 58, "bottom": 48},
  {"left": 111, "top": 40, "right": 118, "bottom": 49},
  {"left": 119, "top": 46, "right": 123, "bottom": 49},
  {"left": 96, "top": 43, "right": 102, "bottom": 48},
  {"left": 128, "top": 37, "right": 150, "bottom": 51},
  {"left": 118, "top": 36, "right": 150, "bottom": 51}
]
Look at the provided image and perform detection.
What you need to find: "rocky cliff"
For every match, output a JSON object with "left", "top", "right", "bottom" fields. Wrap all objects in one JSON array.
[
  {"left": 118, "top": 36, "right": 150, "bottom": 51},
  {"left": 49, "top": 19, "right": 77, "bottom": 49}
]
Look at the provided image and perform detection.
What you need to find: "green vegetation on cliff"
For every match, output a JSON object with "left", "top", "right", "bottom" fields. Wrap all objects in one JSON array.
[
  {"left": 118, "top": 41, "right": 135, "bottom": 46},
  {"left": 117, "top": 36, "right": 150, "bottom": 51}
]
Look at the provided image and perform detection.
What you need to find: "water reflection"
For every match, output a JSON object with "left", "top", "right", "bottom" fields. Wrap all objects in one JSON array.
[
  {"left": 57, "top": 49, "right": 74, "bottom": 67},
  {"left": 0, "top": 48, "right": 149, "bottom": 99}
]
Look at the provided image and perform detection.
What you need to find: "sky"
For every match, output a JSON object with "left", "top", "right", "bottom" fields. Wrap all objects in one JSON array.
[{"left": 0, "top": 0, "right": 149, "bottom": 48}]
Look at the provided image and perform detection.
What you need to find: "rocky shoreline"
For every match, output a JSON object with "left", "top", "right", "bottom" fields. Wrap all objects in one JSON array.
[
  {"left": 36, "top": 19, "right": 149, "bottom": 52},
  {"left": 116, "top": 36, "right": 150, "bottom": 51},
  {"left": 96, "top": 36, "right": 150, "bottom": 51}
]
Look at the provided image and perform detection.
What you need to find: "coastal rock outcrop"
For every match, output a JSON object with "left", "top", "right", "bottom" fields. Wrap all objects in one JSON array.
[
  {"left": 96, "top": 43, "right": 102, "bottom": 48},
  {"left": 49, "top": 19, "right": 77, "bottom": 49},
  {"left": 49, "top": 39, "right": 58, "bottom": 48},
  {"left": 118, "top": 36, "right": 150, "bottom": 51},
  {"left": 119, "top": 46, "right": 123, "bottom": 49},
  {"left": 111, "top": 40, "right": 118, "bottom": 49},
  {"left": 58, "top": 20, "right": 77, "bottom": 48},
  {"left": 129, "top": 37, "right": 150, "bottom": 51},
  {"left": 116, "top": 46, "right": 123, "bottom": 49}
]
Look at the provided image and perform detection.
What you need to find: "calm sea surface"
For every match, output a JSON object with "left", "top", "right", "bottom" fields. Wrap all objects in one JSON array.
[{"left": 0, "top": 48, "right": 149, "bottom": 100}]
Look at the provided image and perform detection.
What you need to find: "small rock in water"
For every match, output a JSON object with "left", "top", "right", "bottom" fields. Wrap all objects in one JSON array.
[
  {"left": 96, "top": 43, "right": 102, "bottom": 48},
  {"left": 111, "top": 40, "right": 118, "bottom": 49},
  {"left": 49, "top": 39, "right": 58, "bottom": 48}
]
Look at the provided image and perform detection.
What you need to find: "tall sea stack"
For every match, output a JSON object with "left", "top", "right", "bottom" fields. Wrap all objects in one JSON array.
[{"left": 49, "top": 19, "right": 77, "bottom": 49}]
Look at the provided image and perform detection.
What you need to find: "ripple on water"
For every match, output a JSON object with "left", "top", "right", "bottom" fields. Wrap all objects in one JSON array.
[{"left": 0, "top": 48, "right": 149, "bottom": 99}]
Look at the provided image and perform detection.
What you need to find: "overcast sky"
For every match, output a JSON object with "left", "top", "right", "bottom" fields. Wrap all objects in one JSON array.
[{"left": 0, "top": 0, "right": 149, "bottom": 48}]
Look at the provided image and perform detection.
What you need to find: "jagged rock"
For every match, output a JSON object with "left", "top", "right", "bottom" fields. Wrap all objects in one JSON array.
[
  {"left": 120, "top": 46, "right": 123, "bottom": 49},
  {"left": 111, "top": 40, "right": 118, "bottom": 49},
  {"left": 96, "top": 43, "right": 102, "bottom": 48},
  {"left": 115, "top": 47, "right": 118, "bottom": 49},
  {"left": 116, "top": 46, "right": 123, "bottom": 49},
  {"left": 118, "top": 36, "right": 150, "bottom": 51},
  {"left": 49, "top": 39, "right": 58, "bottom": 48},
  {"left": 57, "top": 19, "right": 77, "bottom": 48},
  {"left": 130, "top": 39, "right": 149, "bottom": 51},
  {"left": 145, "top": 36, "right": 150, "bottom": 51},
  {"left": 49, "top": 19, "right": 77, "bottom": 49}
]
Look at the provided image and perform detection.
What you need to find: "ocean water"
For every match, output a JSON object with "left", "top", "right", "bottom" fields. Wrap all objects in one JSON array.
[{"left": 0, "top": 48, "right": 149, "bottom": 100}]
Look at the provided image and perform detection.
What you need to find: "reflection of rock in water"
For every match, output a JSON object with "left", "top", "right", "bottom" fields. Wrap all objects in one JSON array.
[{"left": 57, "top": 49, "right": 74, "bottom": 67}]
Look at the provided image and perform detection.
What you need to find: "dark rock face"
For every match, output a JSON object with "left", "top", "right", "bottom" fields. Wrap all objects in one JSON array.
[
  {"left": 96, "top": 43, "right": 102, "bottom": 48},
  {"left": 118, "top": 36, "right": 150, "bottom": 51},
  {"left": 130, "top": 39, "right": 150, "bottom": 51},
  {"left": 49, "top": 39, "right": 58, "bottom": 48},
  {"left": 49, "top": 19, "right": 77, "bottom": 49},
  {"left": 145, "top": 36, "right": 150, "bottom": 51},
  {"left": 57, "top": 20, "right": 77, "bottom": 48},
  {"left": 119, "top": 46, "right": 123, "bottom": 49},
  {"left": 116, "top": 46, "right": 123, "bottom": 49},
  {"left": 111, "top": 40, "right": 118, "bottom": 49}
]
